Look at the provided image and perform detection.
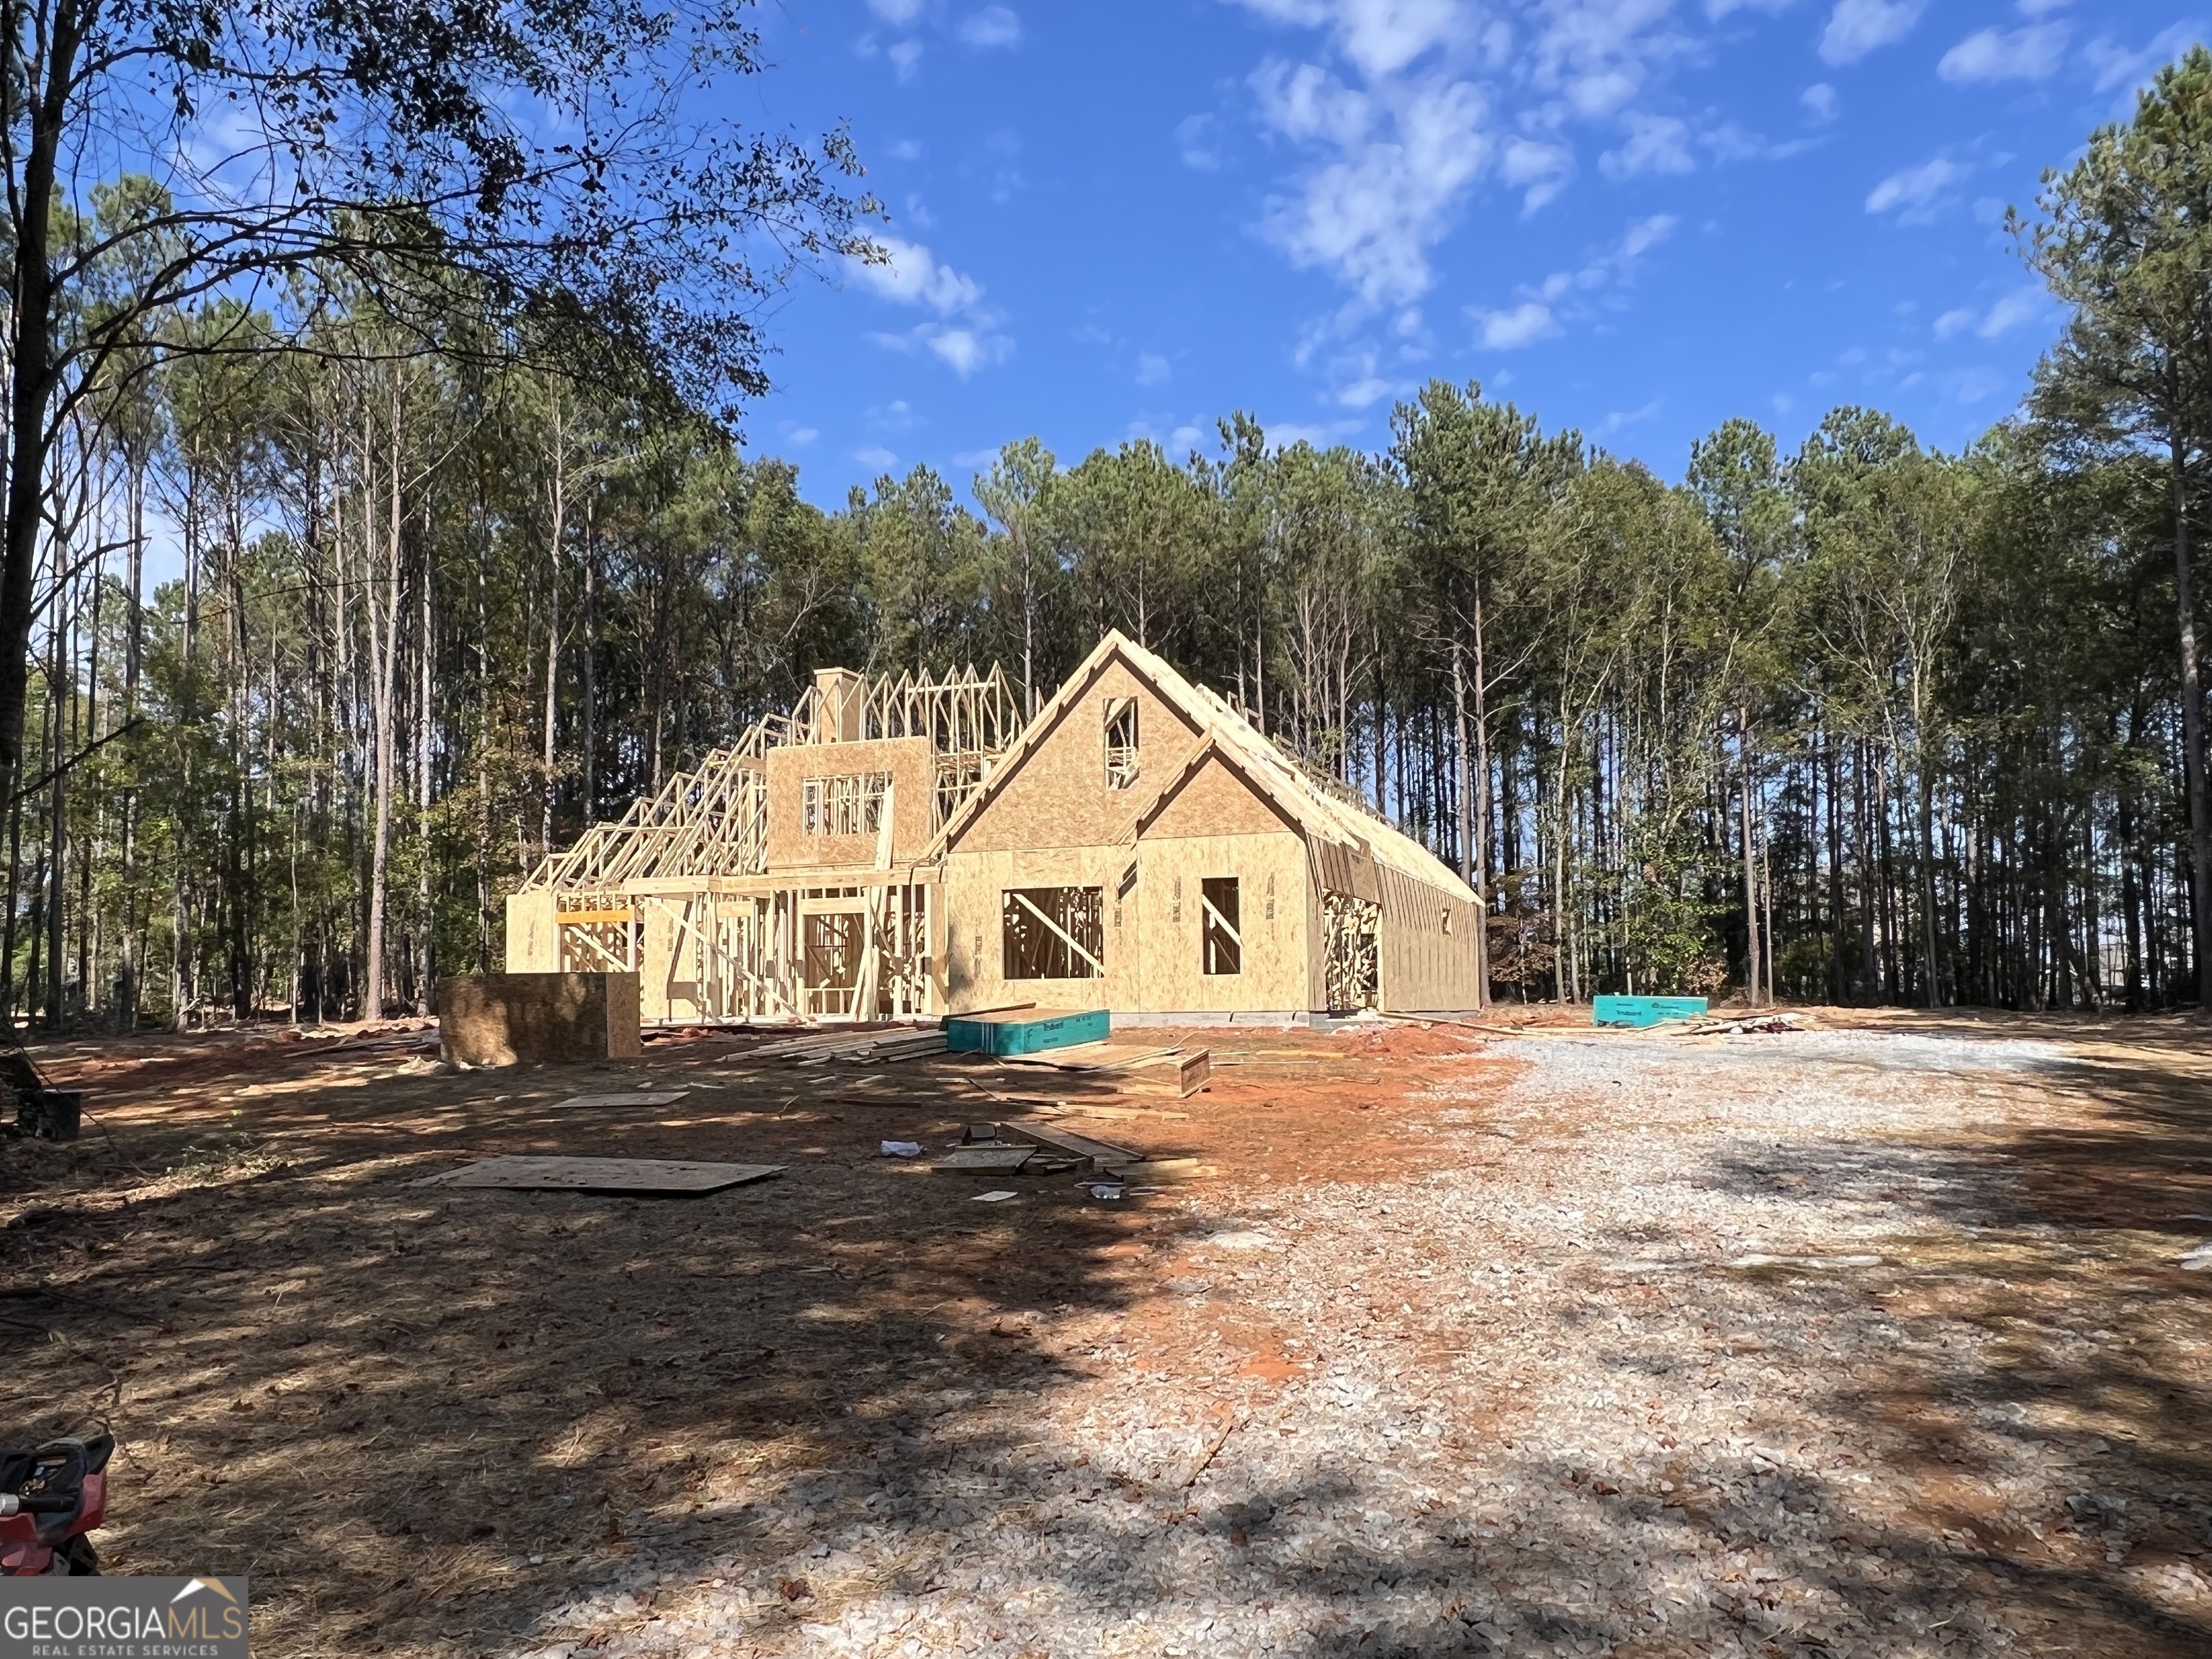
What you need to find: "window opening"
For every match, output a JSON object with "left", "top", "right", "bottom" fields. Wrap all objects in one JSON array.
[
  {"left": 802, "top": 772, "right": 890, "bottom": 837},
  {"left": 1002, "top": 886, "right": 1105, "bottom": 980},
  {"left": 1200, "top": 877, "right": 1241, "bottom": 976},
  {"left": 1104, "top": 698, "right": 1140, "bottom": 789}
]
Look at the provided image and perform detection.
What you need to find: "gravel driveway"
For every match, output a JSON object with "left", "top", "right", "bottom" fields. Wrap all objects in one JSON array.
[{"left": 513, "top": 1025, "right": 2212, "bottom": 1659}]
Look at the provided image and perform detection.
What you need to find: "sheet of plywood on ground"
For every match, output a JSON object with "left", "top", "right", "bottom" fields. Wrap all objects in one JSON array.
[
  {"left": 424, "top": 1156, "right": 786, "bottom": 1192},
  {"left": 549, "top": 1092, "right": 692, "bottom": 1110},
  {"left": 998, "top": 1121, "right": 1139, "bottom": 1166},
  {"left": 931, "top": 1147, "right": 1035, "bottom": 1174}
]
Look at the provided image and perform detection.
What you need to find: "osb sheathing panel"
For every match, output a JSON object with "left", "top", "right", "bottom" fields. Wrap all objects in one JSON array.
[
  {"left": 439, "top": 972, "right": 642, "bottom": 1066},
  {"left": 950, "top": 658, "right": 1200, "bottom": 855},
  {"left": 1143, "top": 750, "right": 1298, "bottom": 842},
  {"left": 941, "top": 845, "right": 1138, "bottom": 1012},
  {"left": 941, "top": 827, "right": 1310, "bottom": 1015},
  {"left": 1132, "top": 830, "right": 1310, "bottom": 1014},
  {"left": 764, "top": 734, "right": 935, "bottom": 870},
  {"left": 504, "top": 889, "right": 559, "bottom": 972},
  {"left": 1376, "top": 863, "right": 1483, "bottom": 1012}
]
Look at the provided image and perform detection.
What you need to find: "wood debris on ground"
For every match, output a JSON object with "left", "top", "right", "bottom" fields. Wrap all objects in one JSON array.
[
  {"left": 1677, "top": 1009, "right": 1815, "bottom": 1037},
  {"left": 747, "top": 1025, "right": 949, "bottom": 1066},
  {"left": 9, "top": 1010, "right": 2206, "bottom": 1659}
]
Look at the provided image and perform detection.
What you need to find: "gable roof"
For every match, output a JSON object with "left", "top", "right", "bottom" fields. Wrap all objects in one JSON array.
[{"left": 934, "top": 630, "right": 1478, "bottom": 904}]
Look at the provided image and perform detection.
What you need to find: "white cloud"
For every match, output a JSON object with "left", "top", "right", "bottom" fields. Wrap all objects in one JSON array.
[
  {"left": 851, "top": 237, "right": 1011, "bottom": 377},
  {"left": 1619, "top": 212, "right": 1677, "bottom": 258},
  {"left": 1253, "top": 58, "right": 1374, "bottom": 148},
  {"left": 784, "top": 426, "right": 819, "bottom": 446},
  {"left": 1978, "top": 286, "right": 2044, "bottom": 336},
  {"left": 1170, "top": 423, "right": 1205, "bottom": 454},
  {"left": 1500, "top": 137, "right": 1573, "bottom": 211},
  {"left": 1177, "top": 113, "right": 1226, "bottom": 171},
  {"left": 888, "top": 39, "right": 924, "bottom": 78},
  {"left": 866, "top": 322, "right": 1015, "bottom": 377},
  {"left": 852, "top": 236, "right": 984, "bottom": 314},
  {"left": 960, "top": 6, "right": 1022, "bottom": 47},
  {"left": 868, "top": 0, "right": 925, "bottom": 19},
  {"left": 1253, "top": 60, "right": 1491, "bottom": 305},
  {"left": 1469, "top": 212, "right": 1675, "bottom": 351},
  {"left": 1948, "top": 366, "right": 2005, "bottom": 404},
  {"left": 1603, "top": 398, "right": 1661, "bottom": 433},
  {"left": 1478, "top": 301, "right": 1557, "bottom": 349},
  {"left": 1866, "top": 156, "right": 1966, "bottom": 216},
  {"left": 2017, "top": 0, "right": 2070, "bottom": 14},
  {"left": 1326, "top": 342, "right": 1410, "bottom": 405},
  {"left": 1937, "top": 285, "right": 2047, "bottom": 340},
  {"left": 1231, "top": 0, "right": 1465, "bottom": 77},
  {"left": 1601, "top": 112, "right": 1694, "bottom": 179},
  {"left": 1228, "top": 0, "right": 1735, "bottom": 313},
  {"left": 1820, "top": 0, "right": 1925, "bottom": 65},
  {"left": 1938, "top": 22, "right": 2068, "bottom": 83},
  {"left": 1136, "top": 351, "right": 1173, "bottom": 385},
  {"left": 928, "top": 329, "right": 999, "bottom": 374},
  {"left": 2085, "top": 23, "right": 2206, "bottom": 99},
  {"left": 1267, "top": 418, "right": 1367, "bottom": 448},
  {"left": 1337, "top": 374, "right": 1400, "bottom": 405},
  {"left": 855, "top": 445, "right": 901, "bottom": 471},
  {"left": 1801, "top": 83, "right": 1839, "bottom": 122}
]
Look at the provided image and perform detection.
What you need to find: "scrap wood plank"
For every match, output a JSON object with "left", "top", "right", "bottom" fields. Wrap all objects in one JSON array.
[
  {"left": 997, "top": 1040, "right": 1179, "bottom": 1074},
  {"left": 1105, "top": 1158, "right": 1210, "bottom": 1184},
  {"left": 1116, "top": 1049, "right": 1211, "bottom": 1097},
  {"left": 932, "top": 1146, "right": 1035, "bottom": 1174},
  {"left": 1043, "top": 1100, "right": 1190, "bottom": 1122},
  {"left": 423, "top": 1156, "right": 785, "bottom": 1193},
  {"left": 999, "top": 1121, "right": 1139, "bottom": 1166},
  {"left": 549, "top": 1092, "right": 691, "bottom": 1110},
  {"left": 937, "top": 999, "right": 1035, "bottom": 1025}
]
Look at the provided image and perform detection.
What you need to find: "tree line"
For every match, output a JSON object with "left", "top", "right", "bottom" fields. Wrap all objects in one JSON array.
[{"left": 10, "top": 24, "right": 2212, "bottom": 1023}]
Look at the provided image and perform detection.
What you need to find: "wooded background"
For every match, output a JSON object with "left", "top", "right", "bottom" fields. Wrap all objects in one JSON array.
[{"left": 14, "top": 24, "right": 2212, "bottom": 1025}]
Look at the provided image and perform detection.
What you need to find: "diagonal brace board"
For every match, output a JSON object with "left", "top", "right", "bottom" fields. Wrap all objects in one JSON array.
[{"left": 1012, "top": 889, "right": 1105, "bottom": 974}]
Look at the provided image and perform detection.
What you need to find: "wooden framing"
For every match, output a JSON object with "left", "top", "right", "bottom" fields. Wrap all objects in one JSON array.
[{"left": 513, "top": 637, "right": 1483, "bottom": 1024}]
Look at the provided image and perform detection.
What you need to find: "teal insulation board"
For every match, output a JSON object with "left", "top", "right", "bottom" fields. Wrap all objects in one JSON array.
[
  {"left": 945, "top": 1007, "right": 1111, "bottom": 1056},
  {"left": 1593, "top": 995, "right": 1709, "bottom": 1029}
]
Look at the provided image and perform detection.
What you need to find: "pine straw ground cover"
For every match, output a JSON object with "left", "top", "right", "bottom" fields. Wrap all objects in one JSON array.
[{"left": 1, "top": 1012, "right": 2208, "bottom": 1658}]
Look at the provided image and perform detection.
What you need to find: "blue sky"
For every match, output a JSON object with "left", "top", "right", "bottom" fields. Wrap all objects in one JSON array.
[{"left": 733, "top": 0, "right": 2202, "bottom": 503}]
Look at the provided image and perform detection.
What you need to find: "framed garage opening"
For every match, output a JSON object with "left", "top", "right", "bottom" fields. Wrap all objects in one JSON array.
[{"left": 1002, "top": 886, "right": 1105, "bottom": 980}]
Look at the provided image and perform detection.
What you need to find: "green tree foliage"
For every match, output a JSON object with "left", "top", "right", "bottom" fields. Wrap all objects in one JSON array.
[{"left": 10, "top": 46, "right": 2212, "bottom": 1024}]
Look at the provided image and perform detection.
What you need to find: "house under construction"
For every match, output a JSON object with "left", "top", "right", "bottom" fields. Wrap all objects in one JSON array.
[{"left": 506, "top": 632, "right": 1483, "bottom": 1022}]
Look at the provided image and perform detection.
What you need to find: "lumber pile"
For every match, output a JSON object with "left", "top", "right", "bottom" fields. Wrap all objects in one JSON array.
[
  {"left": 923, "top": 1120, "right": 1207, "bottom": 1192},
  {"left": 750, "top": 1027, "right": 950, "bottom": 1066},
  {"left": 1676, "top": 1011, "right": 1810, "bottom": 1037},
  {"left": 997, "top": 1042, "right": 1212, "bottom": 1097}
]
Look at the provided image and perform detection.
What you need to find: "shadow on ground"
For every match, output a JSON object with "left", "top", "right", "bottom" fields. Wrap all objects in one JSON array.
[{"left": 4, "top": 1018, "right": 2208, "bottom": 1658}]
